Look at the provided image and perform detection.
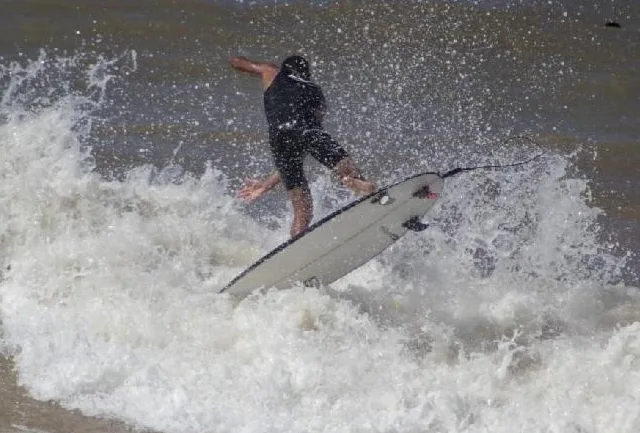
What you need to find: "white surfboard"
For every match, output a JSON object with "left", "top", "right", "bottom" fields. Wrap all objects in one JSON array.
[{"left": 220, "top": 172, "right": 444, "bottom": 299}]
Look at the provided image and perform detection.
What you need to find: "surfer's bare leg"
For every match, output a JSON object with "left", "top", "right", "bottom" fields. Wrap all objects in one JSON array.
[
  {"left": 334, "top": 157, "right": 375, "bottom": 196},
  {"left": 288, "top": 186, "right": 313, "bottom": 237}
]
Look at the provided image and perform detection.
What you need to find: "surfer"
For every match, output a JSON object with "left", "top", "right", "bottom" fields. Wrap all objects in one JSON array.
[{"left": 230, "top": 55, "right": 375, "bottom": 237}]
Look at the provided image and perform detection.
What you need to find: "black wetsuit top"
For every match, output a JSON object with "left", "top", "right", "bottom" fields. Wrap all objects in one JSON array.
[
  {"left": 262, "top": 71, "right": 348, "bottom": 190},
  {"left": 263, "top": 71, "right": 325, "bottom": 132}
]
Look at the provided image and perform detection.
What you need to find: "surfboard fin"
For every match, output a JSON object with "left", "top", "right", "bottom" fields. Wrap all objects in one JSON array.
[{"left": 403, "top": 216, "right": 429, "bottom": 232}]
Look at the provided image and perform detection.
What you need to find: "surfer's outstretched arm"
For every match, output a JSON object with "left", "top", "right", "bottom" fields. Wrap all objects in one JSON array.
[
  {"left": 237, "top": 171, "right": 281, "bottom": 203},
  {"left": 230, "top": 56, "right": 279, "bottom": 90}
]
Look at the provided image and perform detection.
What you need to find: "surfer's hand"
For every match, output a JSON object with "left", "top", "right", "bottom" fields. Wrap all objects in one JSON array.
[{"left": 237, "top": 178, "right": 267, "bottom": 203}]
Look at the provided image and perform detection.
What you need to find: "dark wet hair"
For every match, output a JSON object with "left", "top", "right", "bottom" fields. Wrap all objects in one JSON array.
[{"left": 281, "top": 55, "right": 311, "bottom": 80}]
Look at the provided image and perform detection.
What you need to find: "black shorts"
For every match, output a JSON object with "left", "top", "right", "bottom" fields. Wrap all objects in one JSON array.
[{"left": 269, "top": 128, "right": 349, "bottom": 190}]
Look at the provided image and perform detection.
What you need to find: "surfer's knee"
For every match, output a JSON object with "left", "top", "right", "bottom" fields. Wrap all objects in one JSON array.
[{"left": 334, "top": 157, "right": 359, "bottom": 178}]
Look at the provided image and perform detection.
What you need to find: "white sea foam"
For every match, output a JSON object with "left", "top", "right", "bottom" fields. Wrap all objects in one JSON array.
[{"left": 1, "top": 52, "right": 639, "bottom": 433}]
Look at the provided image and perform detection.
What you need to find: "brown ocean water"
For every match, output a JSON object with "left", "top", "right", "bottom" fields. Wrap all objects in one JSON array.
[{"left": 0, "top": 1, "right": 638, "bottom": 432}]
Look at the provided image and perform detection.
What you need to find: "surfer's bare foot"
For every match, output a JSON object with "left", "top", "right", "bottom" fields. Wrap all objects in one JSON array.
[
  {"left": 333, "top": 157, "right": 375, "bottom": 195},
  {"left": 342, "top": 176, "right": 375, "bottom": 196}
]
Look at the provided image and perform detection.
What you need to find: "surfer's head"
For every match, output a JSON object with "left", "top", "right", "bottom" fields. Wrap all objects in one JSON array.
[{"left": 281, "top": 55, "right": 311, "bottom": 81}]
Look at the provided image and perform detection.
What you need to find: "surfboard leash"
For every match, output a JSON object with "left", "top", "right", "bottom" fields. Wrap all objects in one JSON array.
[{"left": 439, "top": 135, "right": 547, "bottom": 179}]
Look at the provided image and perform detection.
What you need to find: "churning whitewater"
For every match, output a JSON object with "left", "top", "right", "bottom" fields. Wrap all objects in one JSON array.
[{"left": 2, "top": 4, "right": 640, "bottom": 432}]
